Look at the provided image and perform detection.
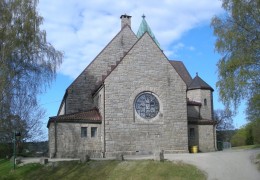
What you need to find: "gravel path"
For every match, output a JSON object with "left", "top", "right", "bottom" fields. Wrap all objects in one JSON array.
[{"left": 165, "top": 149, "right": 260, "bottom": 180}]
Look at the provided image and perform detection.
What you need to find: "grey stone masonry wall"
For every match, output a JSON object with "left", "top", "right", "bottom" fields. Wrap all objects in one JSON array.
[
  {"left": 49, "top": 123, "right": 103, "bottom": 158},
  {"left": 187, "top": 106, "right": 200, "bottom": 119},
  {"left": 104, "top": 33, "right": 189, "bottom": 157},
  {"left": 198, "top": 125, "right": 216, "bottom": 152},
  {"left": 48, "top": 123, "right": 55, "bottom": 158},
  {"left": 93, "top": 87, "right": 105, "bottom": 155},
  {"left": 65, "top": 26, "right": 138, "bottom": 114}
]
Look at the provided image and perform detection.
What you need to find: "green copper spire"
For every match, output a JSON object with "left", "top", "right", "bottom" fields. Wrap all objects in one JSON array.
[{"left": 136, "top": 14, "right": 160, "bottom": 48}]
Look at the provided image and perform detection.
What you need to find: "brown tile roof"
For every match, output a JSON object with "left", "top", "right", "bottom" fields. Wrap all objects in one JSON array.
[
  {"left": 188, "top": 118, "right": 216, "bottom": 125},
  {"left": 169, "top": 60, "right": 192, "bottom": 86},
  {"left": 187, "top": 100, "right": 202, "bottom": 106},
  {"left": 47, "top": 108, "right": 102, "bottom": 128},
  {"left": 188, "top": 74, "right": 214, "bottom": 91}
]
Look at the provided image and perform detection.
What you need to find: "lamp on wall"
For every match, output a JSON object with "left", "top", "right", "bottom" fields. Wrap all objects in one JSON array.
[{"left": 13, "top": 131, "right": 21, "bottom": 170}]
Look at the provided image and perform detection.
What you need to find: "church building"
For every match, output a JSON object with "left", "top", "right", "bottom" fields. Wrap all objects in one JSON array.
[{"left": 47, "top": 15, "right": 217, "bottom": 158}]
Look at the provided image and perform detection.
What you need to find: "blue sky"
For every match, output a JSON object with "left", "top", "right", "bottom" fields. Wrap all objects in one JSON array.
[{"left": 37, "top": 0, "right": 247, "bottom": 139}]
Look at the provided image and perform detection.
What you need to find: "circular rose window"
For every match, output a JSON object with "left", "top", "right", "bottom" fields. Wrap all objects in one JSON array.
[{"left": 135, "top": 92, "right": 159, "bottom": 119}]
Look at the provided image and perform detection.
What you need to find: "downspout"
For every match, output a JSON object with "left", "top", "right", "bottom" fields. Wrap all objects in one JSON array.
[
  {"left": 213, "top": 124, "right": 217, "bottom": 151},
  {"left": 103, "top": 85, "right": 106, "bottom": 158},
  {"left": 211, "top": 91, "right": 217, "bottom": 150}
]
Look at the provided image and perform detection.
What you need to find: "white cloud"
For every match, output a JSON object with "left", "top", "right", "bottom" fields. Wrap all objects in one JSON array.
[{"left": 38, "top": 0, "right": 223, "bottom": 78}]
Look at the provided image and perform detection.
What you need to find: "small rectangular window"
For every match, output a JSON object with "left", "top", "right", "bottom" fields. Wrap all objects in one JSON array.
[
  {"left": 91, "top": 127, "right": 97, "bottom": 138},
  {"left": 189, "top": 128, "right": 195, "bottom": 138},
  {"left": 81, "top": 127, "right": 87, "bottom": 138}
]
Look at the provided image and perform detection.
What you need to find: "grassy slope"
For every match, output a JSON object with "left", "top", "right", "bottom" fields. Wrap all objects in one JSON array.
[{"left": 0, "top": 159, "right": 206, "bottom": 180}]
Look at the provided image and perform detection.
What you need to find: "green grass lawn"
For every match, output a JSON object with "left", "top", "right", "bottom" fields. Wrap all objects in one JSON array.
[{"left": 0, "top": 159, "right": 206, "bottom": 180}]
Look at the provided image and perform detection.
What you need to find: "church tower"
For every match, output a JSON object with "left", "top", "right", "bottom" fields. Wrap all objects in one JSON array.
[
  {"left": 187, "top": 73, "right": 216, "bottom": 152},
  {"left": 187, "top": 73, "right": 214, "bottom": 120}
]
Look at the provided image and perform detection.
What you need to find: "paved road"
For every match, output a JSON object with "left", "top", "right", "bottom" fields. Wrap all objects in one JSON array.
[{"left": 165, "top": 149, "right": 260, "bottom": 180}]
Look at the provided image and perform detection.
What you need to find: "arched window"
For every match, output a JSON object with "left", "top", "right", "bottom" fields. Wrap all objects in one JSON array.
[{"left": 204, "top": 98, "right": 207, "bottom": 106}]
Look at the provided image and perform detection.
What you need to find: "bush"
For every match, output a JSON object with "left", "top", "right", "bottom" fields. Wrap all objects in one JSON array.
[
  {"left": 231, "top": 128, "right": 247, "bottom": 146},
  {"left": 231, "top": 121, "right": 259, "bottom": 147},
  {"left": 245, "top": 123, "right": 254, "bottom": 145},
  {"left": 0, "top": 143, "right": 12, "bottom": 158},
  {"left": 252, "top": 119, "right": 260, "bottom": 144}
]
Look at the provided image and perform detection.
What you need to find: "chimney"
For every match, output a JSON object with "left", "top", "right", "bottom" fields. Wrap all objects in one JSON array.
[{"left": 120, "top": 14, "right": 131, "bottom": 29}]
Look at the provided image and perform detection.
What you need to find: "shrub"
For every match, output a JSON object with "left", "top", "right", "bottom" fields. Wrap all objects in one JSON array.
[{"left": 0, "top": 143, "right": 12, "bottom": 158}]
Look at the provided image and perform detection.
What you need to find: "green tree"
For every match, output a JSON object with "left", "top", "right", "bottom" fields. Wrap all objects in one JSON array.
[
  {"left": 246, "top": 94, "right": 260, "bottom": 122},
  {"left": 0, "top": 0, "right": 62, "bottom": 144},
  {"left": 211, "top": 0, "right": 260, "bottom": 117},
  {"left": 231, "top": 127, "right": 246, "bottom": 146},
  {"left": 252, "top": 119, "right": 260, "bottom": 144},
  {"left": 231, "top": 123, "right": 255, "bottom": 146}
]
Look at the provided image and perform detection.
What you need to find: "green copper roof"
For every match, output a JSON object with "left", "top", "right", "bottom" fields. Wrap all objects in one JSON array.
[{"left": 136, "top": 15, "right": 160, "bottom": 48}]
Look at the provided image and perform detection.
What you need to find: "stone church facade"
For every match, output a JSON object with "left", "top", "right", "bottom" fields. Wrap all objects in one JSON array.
[{"left": 47, "top": 15, "right": 217, "bottom": 158}]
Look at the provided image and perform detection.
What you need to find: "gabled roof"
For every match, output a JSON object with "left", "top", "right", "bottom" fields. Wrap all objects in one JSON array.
[
  {"left": 136, "top": 15, "right": 160, "bottom": 47},
  {"left": 57, "top": 24, "right": 138, "bottom": 113},
  {"left": 169, "top": 60, "right": 192, "bottom": 86},
  {"left": 67, "top": 24, "right": 137, "bottom": 91},
  {"left": 92, "top": 31, "right": 165, "bottom": 96},
  {"left": 47, "top": 108, "right": 102, "bottom": 128},
  {"left": 188, "top": 74, "right": 214, "bottom": 91}
]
